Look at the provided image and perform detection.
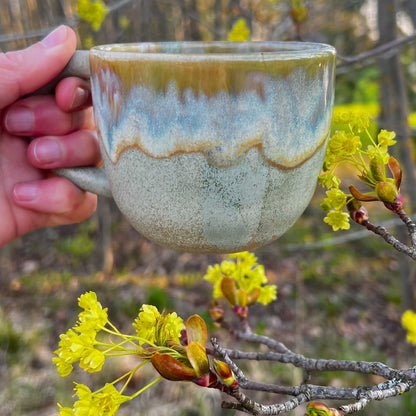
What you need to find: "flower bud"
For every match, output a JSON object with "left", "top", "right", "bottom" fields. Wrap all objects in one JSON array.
[
  {"left": 193, "top": 371, "right": 218, "bottom": 388},
  {"left": 209, "top": 302, "right": 224, "bottom": 323},
  {"left": 180, "top": 328, "right": 188, "bottom": 345},
  {"left": 369, "top": 156, "right": 386, "bottom": 182},
  {"left": 375, "top": 181, "right": 398, "bottom": 204},
  {"left": 349, "top": 206, "right": 369, "bottom": 225},
  {"left": 213, "top": 359, "right": 238, "bottom": 390},
  {"left": 233, "top": 305, "right": 248, "bottom": 319},
  {"left": 384, "top": 193, "right": 404, "bottom": 212},
  {"left": 346, "top": 198, "right": 361, "bottom": 212},
  {"left": 305, "top": 402, "right": 336, "bottom": 416}
]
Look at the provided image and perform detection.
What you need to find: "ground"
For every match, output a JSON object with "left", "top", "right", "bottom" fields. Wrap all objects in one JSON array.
[{"left": 0, "top": 193, "right": 415, "bottom": 416}]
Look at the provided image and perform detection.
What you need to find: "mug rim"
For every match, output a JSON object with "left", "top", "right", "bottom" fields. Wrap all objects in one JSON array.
[{"left": 90, "top": 41, "right": 336, "bottom": 61}]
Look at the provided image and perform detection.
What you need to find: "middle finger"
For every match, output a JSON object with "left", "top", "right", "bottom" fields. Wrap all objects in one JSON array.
[{"left": 3, "top": 95, "right": 94, "bottom": 136}]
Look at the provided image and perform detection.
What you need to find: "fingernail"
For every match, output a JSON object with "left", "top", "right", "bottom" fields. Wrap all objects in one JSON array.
[
  {"left": 33, "top": 139, "right": 62, "bottom": 164},
  {"left": 71, "top": 87, "right": 89, "bottom": 109},
  {"left": 13, "top": 183, "right": 38, "bottom": 202},
  {"left": 41, "top": 25, "right": 68, "bottom": 48},
  {"left": 4, "top": 107, "right": 34, "bottom": 134}
]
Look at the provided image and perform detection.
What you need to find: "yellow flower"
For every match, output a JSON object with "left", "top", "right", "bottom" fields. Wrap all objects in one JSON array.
[
  {"left": 77, "top": 0, "right": 108, "bottom": 31},
  {"left": 333, "top": 111, "right": 354, "bottom": 125},
  {"left": 230, "top": 251, "right": 257, "bottom": 267},
  {"left": 53, "top": 356, "right": 74, "bottom": 377},
  {"left": 324, "top": 188, "right": 348, "bottom": 210},
  {"left": 55, "top": 329, "right": 93, "bottom": 364},
  {"left": 328, "top": 131, "right": 361, "bottom": 157},
  {"left": 204, "top": 264, "right": 222, "bottom": 284},
  {"left": 204, "top": 264, "right": 224, "bottom": 298},
  {"left": 318, "top": 172, "right": 341, "bottom": 189},
  {"left": 228, "top": 19, "right": 250, "bottom": 41},
  {"left": 366, "top": 145, "right": 389, "bottom": 164},
  {"left": 133, "top": 305, "right": 160, "bottom": 343},
  {"left": 53, "top": 328, "right": 105, "bottom": 375},
  {"left": 324, "top": 210, "right": 350, "bottom": 231},
  {"left": 204, "top": 252, "right": 277, "bottom": 306},
  {"left": 156, "top": 312, "right": 184, "bottom": 345},
  {"left": 350, "top": 114, "right": 370, "bottom": 133},
  {"left": 73, "top": 383, "right": 130, "bottom": 416},
  {"left": 402, "top": 310, "right": 416, "bottom": 346},
  {"left": 219, "top": 260, "right": 237, "bottom": 277},
  {"left": 58, "top": 404, "right": 75, "bottom": 416},
  {"left": 76, "top": 291, "right": 108, "bottom": 334},
  {"left": 133, "top": 305, "right": 184, "bottom": 346},
  {"left": 377, "top": 129, "right": 396, "bottom": 150},
  {"left": 79, "top": 347, "right": 105, "bottom": 373},
  {"left": 258, "top": 285, "right": 277, "bottom": 305}
]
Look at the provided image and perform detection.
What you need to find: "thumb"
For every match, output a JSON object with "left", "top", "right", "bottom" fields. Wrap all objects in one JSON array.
[{"left": 0, "top": 25, "right": 77, "bottom": 109}]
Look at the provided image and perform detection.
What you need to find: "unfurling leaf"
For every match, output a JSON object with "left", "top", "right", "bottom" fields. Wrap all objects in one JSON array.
[
  {"left": 349, "top": 185, "right": 377, "bottom": 202},
  {"left": 151, "top": 353, "right": 196, "bottom": 381},
  {"left": 186, "top": 342, "right": 210, "bottom": 378},
  {"left": 220, "top": 277, "right": 238, "bottom": 306},
  {"left": 388, "top": 156, "right": 402, "bottom": 189},
  {"left": 185, "top": 315, "right": 207, "bottom": 347}
]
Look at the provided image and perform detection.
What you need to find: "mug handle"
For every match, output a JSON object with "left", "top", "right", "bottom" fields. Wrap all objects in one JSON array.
[{"left": 32, "top": 50, "right": 113, "bottom": 198}]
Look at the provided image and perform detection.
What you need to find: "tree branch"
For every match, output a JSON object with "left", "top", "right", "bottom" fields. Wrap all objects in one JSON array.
[
  {"left": 362, "top": 220, "right": 416, "bottom": 260},
  {"left": 336, "top": 32, "right": 416, "bottom": 74},
  {"left": 340, "top": 380, "right": 415, "bottom": 414},
  {"left": 218, "top": 319, "right": 293, "bottom": 354},
  {"left": 211, "top": 336, "right": 416, "bottom": 415},
  {"left": 213, "top": 346, "right": 411, "bottom": 382},
  {"left": 396, "top": 209, "right": 416, "bottom": 248}
]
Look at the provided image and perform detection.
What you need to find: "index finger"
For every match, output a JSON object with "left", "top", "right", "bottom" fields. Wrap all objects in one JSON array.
[{"left": 0, "top": 26, "right": 76, "bottom": 109}]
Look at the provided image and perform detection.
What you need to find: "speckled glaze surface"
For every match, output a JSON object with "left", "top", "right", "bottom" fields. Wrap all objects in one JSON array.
[{"left": 90, "top": 41, "right": 336, "bottom": 253}]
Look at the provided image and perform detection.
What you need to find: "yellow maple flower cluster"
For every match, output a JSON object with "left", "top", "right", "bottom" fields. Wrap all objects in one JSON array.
[
  {"left": 54, "top": 292, "right": 184, "bottom": 415},
  {"left": 402, "top": 310, "right": 416, "bottom": 346},
  {"left": 53, "top": 291, "right": 108, "bottom": 377},
  {"left": 227, "top": 18, "right": 251, "bottom": 41},
  {"left": 133, "top": 304, "right": 183, "bottom": 346},
  {"left": 204, "top": 252, "right": 277, "bottom": 317},
  {"left": 54, "top": 292, "right": 237, "bottom": 415},
  {"left": 77, "top": 0, "right": 108, "bottom": 31},
  {"left": 319, "top": 112, "right": 401, "bottom": 231}
]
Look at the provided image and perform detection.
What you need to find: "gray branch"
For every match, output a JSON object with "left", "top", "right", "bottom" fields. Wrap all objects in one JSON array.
[
  {"left": 336, "top": 32, "right": 416, "bottom": 74},
  {"left": 210, "top": 326, "right": 416, "bottom": 415}
]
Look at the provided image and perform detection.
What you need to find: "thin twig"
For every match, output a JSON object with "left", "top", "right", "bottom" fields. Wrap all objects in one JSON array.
[
  {"left": 362, "top": 220, "right": 416, "bottom": 260},
  {"left": 336, "top": 32, "right": 416, "bottom": 73},
  {"left": 214, "top": 347, "right": 410, "bottom": 382},
  {"left": 396, "top": 209, "right": 416, "bottom": 248},
  {"left": 222, "top": 391, "right": 311, "bottom": 415},
  {"left": 219, "top": 320, "right": 293, "bottom": 354},
  {"left": 212, "top": 338, "right": 416, "bottom": 415},
  {"left": 286, "top": 215, "right": 416, "bottom": 251},
  {"left": 340, "top": 381, "right": 415, "bottom": 414}
]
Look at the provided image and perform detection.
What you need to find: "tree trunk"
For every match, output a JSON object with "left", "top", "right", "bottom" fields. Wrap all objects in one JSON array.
[
  {"left": 97, "top": 197, "right": 114, "bottom": 275},
  {"left": 377, "top": 0, "right": 415, "bottom": 310},
  {"left": 213, "top": 0, "right": 223, "bottom": 40}
]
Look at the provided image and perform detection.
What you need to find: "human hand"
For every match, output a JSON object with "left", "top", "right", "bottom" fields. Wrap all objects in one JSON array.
[{"left": 0, "top": 25, "right": 100, "bottom": 247}]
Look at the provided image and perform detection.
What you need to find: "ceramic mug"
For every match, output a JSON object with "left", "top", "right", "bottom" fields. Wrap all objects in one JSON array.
[{"left": 55, "top": 42, "right": 336, "bottom": 254}]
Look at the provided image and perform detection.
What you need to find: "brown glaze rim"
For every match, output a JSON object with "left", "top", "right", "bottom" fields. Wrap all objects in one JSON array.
[{"left": 101, "top": 128, "right": 330, "bottom": 171}]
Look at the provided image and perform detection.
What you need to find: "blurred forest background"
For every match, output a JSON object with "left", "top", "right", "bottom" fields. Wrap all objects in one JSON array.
[{"left": 1, "top": 0, "right": 416, "bottom": 415}]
